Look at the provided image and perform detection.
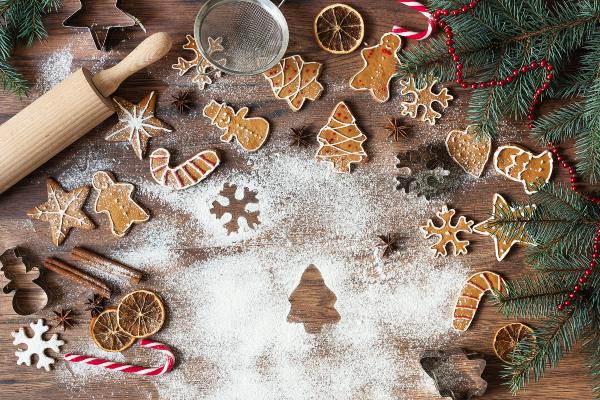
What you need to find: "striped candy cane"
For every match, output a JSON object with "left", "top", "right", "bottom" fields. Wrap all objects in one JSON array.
[
  {"left": 391, "top": 0, "right": 435, "bottom": 40},
  {"left": 64, "top": 339, "right": 175, "bottom": 376}
]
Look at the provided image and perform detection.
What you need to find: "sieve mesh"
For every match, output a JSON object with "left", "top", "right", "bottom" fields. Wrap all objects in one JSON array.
[{"left": 195, "top": 0, "right": 289, "bottom": 75}]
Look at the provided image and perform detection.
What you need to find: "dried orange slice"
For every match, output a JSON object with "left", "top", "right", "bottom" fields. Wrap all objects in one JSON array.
[
  {"left": 90, "top": 307, "right": 135, "bottom": 352},
  {"left": 117, "top": 289, "right": 165, "bottom": 338},
  {"left": 314, "top": 4, "right": 364, "bottom": 54},
  {"left": 493, "top": 322, "right": 534, "bottom": 362}
]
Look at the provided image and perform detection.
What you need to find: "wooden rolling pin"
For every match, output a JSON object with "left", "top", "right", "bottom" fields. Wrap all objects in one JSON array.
[{"left": 0, "top": 32, "right": 172, "bottom": 194}]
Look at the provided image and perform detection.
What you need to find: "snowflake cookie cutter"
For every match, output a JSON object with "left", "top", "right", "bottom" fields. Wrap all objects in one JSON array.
[
  {"left": 395, "top": 144, "right": 450, "bottom": 200},
  {"left": 12, "top": 319, "right": 64, "bottom": 371},
  {"left": 0, "top": 247, "right": 48, "bottom": 316},
  {"left": 209, "top": 183, "right": 261, "bottom": 234}
]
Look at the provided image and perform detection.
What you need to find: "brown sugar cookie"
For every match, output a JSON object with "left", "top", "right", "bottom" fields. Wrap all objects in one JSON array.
[
  {"left": 350, "top": 33, "right": 402, "bottom": 103},
  {"left": 453, "top": 271, "right": 505, "bottom": 332},
  {"left": 92, "top": 171, "right": 149, "bottom": 237},
  {"left": 493, "top": 144, "right": 553, "bottom": 194},
  {"left": 105, "top": 92, "right": 173, "bottom": 160},
  {"left": 315, "top": 101, "right": 367, "bottom": 173},
  {"left": 445, "top": 125, "right": 492, "bottom": 177},
  {"left": 149, "top": 148, "right": 221, "bottom": 190},
  {"left": 27, "top": 178, "right": 95, "bottom": 246},
  {"left": 203, "top": 100, "right": 270, "bottom": 152},
  {"left": 264, "top": 55, "right": 324, "bottom": 111}
]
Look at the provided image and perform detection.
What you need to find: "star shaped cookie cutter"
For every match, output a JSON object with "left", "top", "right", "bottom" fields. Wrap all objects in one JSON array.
[{"left": 62, "top": 0, "right": 145, "bottom": 50}]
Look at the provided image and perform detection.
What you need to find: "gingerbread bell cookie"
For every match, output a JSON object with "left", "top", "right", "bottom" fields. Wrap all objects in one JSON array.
[
  {"left": 92, "top": 171, "right": 149, "bottom": 237},
  {"left": 350, "top": 33, "right": 402, "bottom": 103},
  {"left": 27, "top": 178, "right": 95, "bottom": 246},
  {"left": 203, "top": 100, "right": 270, "bottom": 152},
  {"left": 105, "top": 92, "right": 173, "bottom": 160},
  {"left": 445, "top": 125, "right": 492, "bottom": 177},
  {"left": 493, "top": 144, "right": 553, "bottom": 194},
  {"left": 149, "top": 148, "right": 221, "bottom": 190},
  {"left": 316, "top": 101, "right": 367, "bottom": 173},
  {"left": 263, "top": 55, "right": 324, "bottom": 111}
]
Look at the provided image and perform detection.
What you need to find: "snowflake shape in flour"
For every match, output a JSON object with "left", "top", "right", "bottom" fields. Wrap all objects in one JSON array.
[
  {"left": 12, "top": 319, "right": 64, "bottom": 371},
  {"left": 420, "top": 205, "right": 474, "bottom": 258},
  {"left": 399, "top": 77, "right": 453, "bottom": 126},
  {"left": 172, "top": 35, "right": 226, "bottom": 90},
  {"left": 105, "top": 91, "right": 173, "bottom": 159},
  {"left": 209, "top": 183, "right": 260, "bottom": 234}
]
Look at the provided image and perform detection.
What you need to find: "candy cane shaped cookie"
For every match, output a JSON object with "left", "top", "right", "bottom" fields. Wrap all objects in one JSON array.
[
  {"left": 149, "top": 148, "right": 220, "bottom": 190},
  {"left": 453, "top": 271, "right": 505, "bottom": 331}
]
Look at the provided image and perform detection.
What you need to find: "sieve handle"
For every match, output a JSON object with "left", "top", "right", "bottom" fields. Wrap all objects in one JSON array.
[{"left": 277, "top": 0, "right": 286, "bottom": 7}]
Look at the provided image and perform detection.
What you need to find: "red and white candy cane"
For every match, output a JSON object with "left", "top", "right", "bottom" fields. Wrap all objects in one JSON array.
[
  {"left": 391, "top": 0, "right": 435, "bottom": 40},
  {"left": 64, "top": 339, "right": 175, "bottom": 376}
]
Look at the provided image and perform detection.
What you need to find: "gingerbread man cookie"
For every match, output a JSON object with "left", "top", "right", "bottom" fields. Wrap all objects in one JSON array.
[
  {"left": 203, "top": 100, "right": 270, "bottom": 152},
  {"left": 350, "top": 33, "right": 402, "bottom": 103},
  {"left": 493, "top": 144, "right": 553, "bottom": 194},
  {"left": 264, "top": 55, "right": 324, "bottom": 111},
  {"left": 92, "top": 171, "right": 149, "bottom": 237}
]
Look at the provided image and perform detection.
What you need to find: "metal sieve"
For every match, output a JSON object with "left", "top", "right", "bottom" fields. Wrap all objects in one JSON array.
[{"left": 194, "top": 0, "right": 289, "bottom": 76}]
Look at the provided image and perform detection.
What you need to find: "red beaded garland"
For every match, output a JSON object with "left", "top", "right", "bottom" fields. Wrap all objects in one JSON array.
[{"left": 430, "top": 0, "right": 599, "bottom": 311}]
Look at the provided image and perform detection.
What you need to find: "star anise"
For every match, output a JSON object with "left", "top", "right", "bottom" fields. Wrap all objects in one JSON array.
[
  {"left": 290, "top": 126, "right": 312, "bottom": 147},
  {"left": 52, "top": 308, "right": 76, "bottom": 331},
  {"left": 85, "top": 294, "right": 107, "bottom": 317},
  {"left": 384, "top": 118, "right": 410, "bottom": 142},
  {"left": 171, "top": 90, "right": 194, "bottom": 114},
  {"left": 376, "top": 233, "right": 400, "bottom": 258}
]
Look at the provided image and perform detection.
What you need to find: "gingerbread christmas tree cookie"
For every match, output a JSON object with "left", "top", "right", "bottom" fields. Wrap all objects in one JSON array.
[
  {"left": 400, "top": 77, "right": 453, "bottom": 125},
  {"left": 92, "top": 171, "right": 149, "bottom": 237},
  {"left": 445, "top": 125, "right": 492, "bottom": 177},
  {"left": 27, "top": 178, "right": 95, "bottom": 246},
  {"left": 203, "top": 100, "right": 270, "bottom": 152},
  {"left": 493, "top": 144, "right": 553, "bottom": 194},
  {"left": 263, "top": 55, "right": 323, "bottom": 111},
  {"left": 105, "top": 91, "right": 173, "bottom": 160},
  {"left": 350, "top": 33, "right": 402, "bottom": 103},
  {"left": 473, "top": 193, "right": 536, "bottom": 261},
  {"left": 316, "top": 101, "right": 367, "bottom": 173}
]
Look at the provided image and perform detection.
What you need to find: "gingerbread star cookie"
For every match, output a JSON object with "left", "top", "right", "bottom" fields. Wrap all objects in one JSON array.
[
  {"left": 445, "top": 125, "right": 492, "bottom": 177},
  {"left": 350, "top": 33, "right": 402, "bottom": 103},
  {"left": 27, "top": 178, "right": 95, "bottom": 246},
  {"left": 263, "top": 55, "right": 324, "bottom": 111},
  {"left": 92, "top": 171, "right": 149, "bottom": 237},
  {"left": 105, "top": 91, "right": 173, "bottom": 159},
  {"left": 473, "top": 193, "right": 536, "bottom": 261},
  {"left": 315, "top": 101, "right": 367, "bottom": 173}
]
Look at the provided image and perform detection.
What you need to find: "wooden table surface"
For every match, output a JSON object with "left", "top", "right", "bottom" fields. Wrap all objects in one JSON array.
[{"left": 0, "top": 1, "right": 593, "bottom": 399}]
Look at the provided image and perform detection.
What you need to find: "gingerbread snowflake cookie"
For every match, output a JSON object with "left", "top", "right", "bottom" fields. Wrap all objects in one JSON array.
[
  {"left": 92, "top": 171, "right": 149, "bottom": 237},
  {"left": 105, "top": 91, "right": 173, "bottom": 159},
  {"left": 27, "top": 178, "right": 95, "bottom": 246},
  {"left": 316, "top": 101, "right": 367, "bottom": 173},
  {"left": 12, "top": 319, "right": 64, "bottom": 371},
  {"left": 400, "top": 77, "right": 453, "bottom": 125},
  {"left": 350, "top": 33, "right": 402, "bottom": 103},
  {"left": 203, "top": 100, "right": 270, "bottom": 152},
  {"left": 264, "top": 55, "right": 324, "bottom": 111},
  {"left": 420, "top": 205, "right": 473, "bottom": 258},
  {"left": 446, "top": 125, "right": 492, "bottom": 177},
  {"left": 172, "top": 35, "right": 226, "bottom": 90}
]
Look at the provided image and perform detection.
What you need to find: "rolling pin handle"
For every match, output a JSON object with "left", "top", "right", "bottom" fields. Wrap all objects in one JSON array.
[{"left": 92, "top": 32, "right": 172, "bottom": 98}]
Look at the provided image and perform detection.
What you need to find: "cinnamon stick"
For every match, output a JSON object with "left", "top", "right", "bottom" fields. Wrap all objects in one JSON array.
[
  {"left": 43, "top": 257, "right": 111, "bottom": 298},
  {"left": 71, "top": 247, "right": 143, "bottom": 284}
]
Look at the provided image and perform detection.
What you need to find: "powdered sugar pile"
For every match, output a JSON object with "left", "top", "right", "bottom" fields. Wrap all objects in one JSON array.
[{"left": 35, "top": 47, "right": 74, "bottom": 93}]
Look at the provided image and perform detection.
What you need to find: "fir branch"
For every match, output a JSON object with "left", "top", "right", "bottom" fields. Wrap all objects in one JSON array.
[{"left": 503, "top": 305, "right": 590, "bottom": 394}]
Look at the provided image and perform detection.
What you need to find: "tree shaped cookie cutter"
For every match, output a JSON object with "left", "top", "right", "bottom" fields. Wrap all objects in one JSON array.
[
  {"left": 63, "top": 0, "right": 145, "bottom": 50},
  {"left": 0, "top": 248, "right": 48, "bottom": 316}
]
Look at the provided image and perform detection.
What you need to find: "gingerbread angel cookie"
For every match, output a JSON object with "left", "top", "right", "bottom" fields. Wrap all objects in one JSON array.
[
  {"left": 316, "top": 101, "right": 367, "bottom": 173},
  {"left": 92, "top": 171, "right": 149, "bottom": 237},
  {"left": 263, "top": 55, "right": 324, "bottom": 111},
  {"left": 350, "top": 33, "right": 402, "bottom": 103},
  {"left": 203, "top": 100, "right": 270, "bottom": 152}
]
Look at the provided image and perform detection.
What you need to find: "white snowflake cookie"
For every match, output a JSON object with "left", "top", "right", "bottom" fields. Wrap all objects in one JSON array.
[{"left": 12, "top": 319, "right": 64, "bottom": 371}]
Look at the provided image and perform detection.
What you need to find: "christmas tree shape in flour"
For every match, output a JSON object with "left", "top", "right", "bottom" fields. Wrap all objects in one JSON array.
[{"left": 287, "top": 265, "right": 340, "bottom": 333}]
